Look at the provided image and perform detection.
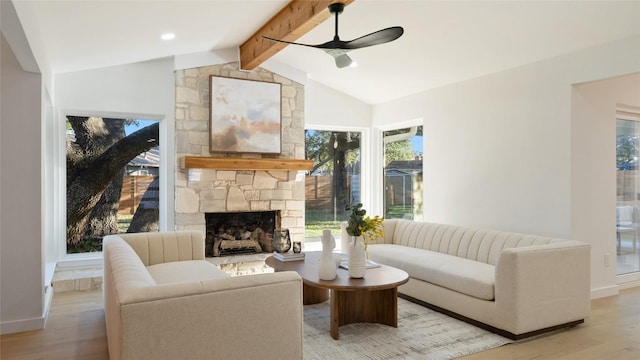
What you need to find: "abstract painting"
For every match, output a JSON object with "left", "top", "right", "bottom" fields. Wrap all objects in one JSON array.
[{"left": 209, "top": 76, "right": 281, "bottom": 154}]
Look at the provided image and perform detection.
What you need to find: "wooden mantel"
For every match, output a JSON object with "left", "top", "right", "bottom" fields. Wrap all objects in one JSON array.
[{"left": 183, "top": 156, "right": 313, "bottom": 171}]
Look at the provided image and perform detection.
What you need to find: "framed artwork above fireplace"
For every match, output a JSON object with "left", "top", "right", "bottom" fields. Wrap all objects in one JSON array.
[{"left": 209, "top": 75, "right": 282, "bottom": 154}]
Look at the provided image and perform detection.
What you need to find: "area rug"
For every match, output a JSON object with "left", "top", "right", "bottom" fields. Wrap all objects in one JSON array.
[{"left": 303, "top": 298, "right": 513, "bottom": 360}]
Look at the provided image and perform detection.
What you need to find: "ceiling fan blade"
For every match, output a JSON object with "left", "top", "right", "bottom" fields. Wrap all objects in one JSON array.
[
  {"left": 343, "top": 26, "right": 404, "bottom": 49},
  {"left": 261, "top": 2, "right": 403, "bottom": 69}
]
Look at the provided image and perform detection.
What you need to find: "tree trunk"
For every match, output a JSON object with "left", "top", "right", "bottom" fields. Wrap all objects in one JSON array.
[
  {"left": 127, "top": 176, "right": 160, "bottom": 233},
  {"left": 70, "top": 117, "right": 127, "bottom": 241},
  {"left": 84, "top": 168, "right": 124, "bottom": 239},
  {"left": 66, "top": 119, "right": 159, "bottom": 246}
]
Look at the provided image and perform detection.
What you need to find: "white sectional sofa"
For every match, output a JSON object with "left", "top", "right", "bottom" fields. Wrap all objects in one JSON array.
[
  {"left": 365, "top": 219, "right": 591, "bottom": 339},
  {"left": 103, "top": 231, "right": 303, "bottom": 360}
]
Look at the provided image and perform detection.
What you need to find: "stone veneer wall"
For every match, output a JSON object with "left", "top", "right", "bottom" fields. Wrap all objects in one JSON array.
[{"left": 174, "top": 63, "right": 306, "bottom": 244}]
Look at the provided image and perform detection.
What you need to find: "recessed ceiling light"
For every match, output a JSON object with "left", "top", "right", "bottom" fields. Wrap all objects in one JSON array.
[
  {"left": 161, "top": 33, "right": 175, "bottom": 40},
  {"left": 349, "top": 61, "right": 358, "bottom": 68}
]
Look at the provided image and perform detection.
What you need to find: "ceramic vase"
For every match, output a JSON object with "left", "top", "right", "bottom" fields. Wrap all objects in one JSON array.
[
  {"left": 318, "top": 230, "right": 337, "bottom": 280},
  {"left": 348, "top": 236, "right": 366, "bottom": 278},
  {"left": 272, "top": 228, "right": 291, "bottom": 253},
  {"left": 340, "top": 222, "right": 350, "bottom": 254}
]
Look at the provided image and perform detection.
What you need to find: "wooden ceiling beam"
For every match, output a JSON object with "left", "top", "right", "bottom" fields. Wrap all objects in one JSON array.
[{"left": 240, "top": 0, "right": 354, "bottom": 71}]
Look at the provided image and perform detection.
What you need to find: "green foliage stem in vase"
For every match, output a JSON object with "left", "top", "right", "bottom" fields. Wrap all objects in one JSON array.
[{"left": 345, "top": 202, "right": 384, "bottom": 251}]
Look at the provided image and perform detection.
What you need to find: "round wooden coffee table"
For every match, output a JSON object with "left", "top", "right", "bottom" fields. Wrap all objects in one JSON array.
[{"left": 266, "top": 251, "right": 409, "bottom": 340}]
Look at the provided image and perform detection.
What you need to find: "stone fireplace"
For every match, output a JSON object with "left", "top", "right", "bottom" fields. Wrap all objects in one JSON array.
[
  {"left": 174, "top": 62, "right": 305, "bottom": 253},
  {"left": 205, "top": 210, "right": 280, "bottom": 257}
]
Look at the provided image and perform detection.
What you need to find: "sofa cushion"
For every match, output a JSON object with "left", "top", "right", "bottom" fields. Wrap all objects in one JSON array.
[
  {"left": 118, "top": 231, "right": 206, "bottom": 266},
  {"left": 147, "top": 260, "right": 229, "bottom": 285},
  {"left": 104, "top": 235, "right": 157, "bottom": 290},
  {"left": 367, "top": 244, "right": 496, "bottom": 300},
  {"left": 388, "top": 219, "right": 556, "bottom": 265}
]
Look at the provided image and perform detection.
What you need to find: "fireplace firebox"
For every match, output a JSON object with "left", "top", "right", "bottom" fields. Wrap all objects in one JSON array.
[{"left": 205, "top": 211, "right": 281, "bottom": 257}]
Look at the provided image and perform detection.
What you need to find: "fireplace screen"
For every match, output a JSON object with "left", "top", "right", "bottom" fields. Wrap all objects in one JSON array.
[{"left": 205, "top": 211, "right": 281, "bottom": 256}]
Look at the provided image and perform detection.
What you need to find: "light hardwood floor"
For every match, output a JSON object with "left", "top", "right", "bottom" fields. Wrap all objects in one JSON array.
[{"left": 1, "top": 287, "right": 639, "bottom": 359}]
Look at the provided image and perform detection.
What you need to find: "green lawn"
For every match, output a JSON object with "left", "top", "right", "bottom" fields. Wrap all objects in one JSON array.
[
  {"left": 305, "top": 209, "right": 343, "bottom": 238},
  {"left": 118, "top": 214, "right": 133, "bottom": 233},
  {"left": 305, "top": 206, "right": 419, "bottom": 238},
  {"left": 305, "top": 220, "right": 342, "bottom": 237},
  {"left": 384, "top": 205, "right": 415, "bottom": 220}
]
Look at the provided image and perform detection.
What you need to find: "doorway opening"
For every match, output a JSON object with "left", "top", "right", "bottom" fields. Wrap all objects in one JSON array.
[{"left": 616, "top": 114, "right": 640, "bottom": 275}]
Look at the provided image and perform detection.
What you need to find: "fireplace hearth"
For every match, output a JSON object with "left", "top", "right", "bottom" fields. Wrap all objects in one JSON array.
[{"left": 206, "top": 211, "right": 281, "bottom": 257}]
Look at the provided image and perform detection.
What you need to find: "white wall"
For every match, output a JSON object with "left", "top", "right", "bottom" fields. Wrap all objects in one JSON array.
[
  {"left": 373, "top": 61, "right": 574, "bottom": 236},
  {"left": 9, "top": 0, "right": 55, "bottom": 99},
  {"left": 306, "top": 79, "right": 371, "bottom": 128},
  {"left": 56, "top": 58, "right": 175, "bottom": 117},
  {"left": 54, "top": 58, "right": 176, "bottom": 251},
  {"left": 1, "top": 33, "right": 44, "bottom": 334},
  {"left": 373, "top": 35, "right": 640, "bottom": 296}
]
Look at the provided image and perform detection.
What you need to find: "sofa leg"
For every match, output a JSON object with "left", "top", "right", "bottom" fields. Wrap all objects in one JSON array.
[{"left": 398, "top": 293, "right": 585, "bottom": 340}]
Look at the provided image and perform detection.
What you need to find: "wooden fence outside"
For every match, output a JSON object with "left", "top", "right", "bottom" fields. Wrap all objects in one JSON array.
[
  {"left": 118, "top": 175, "right": 156, "bottom": 215},
  {"left": 305, "top": 173, "right": 421, "bottom": 210},
  {"left": 305, "top": 175, "right": 333, "bottom": 209}
]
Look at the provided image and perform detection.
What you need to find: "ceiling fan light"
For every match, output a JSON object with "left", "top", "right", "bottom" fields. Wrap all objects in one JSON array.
[
  {"left": 334, "top": 53, "right": 353, "bottom": 68},
  {"left": 160, "top": 33, "right": 175, "bottom": 40}
]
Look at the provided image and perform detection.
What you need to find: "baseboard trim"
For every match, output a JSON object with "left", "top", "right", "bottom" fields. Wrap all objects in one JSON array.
[
  {"left": 0, "top": 315, "right": 45, "bottom": 335},
  {"left": 398, "top": 293, "right": 584, "bottom": 341},
  {"left": 43, "top": 279, "right": 55, "bottom": 328},
  {"left": 618, "top": 279, "right": 640, "bottom": 290},
  {"left": 590, "top": 285, "right": 619, "bottom": 299},
  {"left": 0, "top": 283, "right": 54, "bottom": 335}
]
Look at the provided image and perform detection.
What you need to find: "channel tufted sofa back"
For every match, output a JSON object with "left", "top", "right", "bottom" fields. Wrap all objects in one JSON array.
[
  {"left": 381, "top": 219, "right": 565, "bottom": 266},
  {"left": 117, "top": 230, "right": 205, "bottom": 266}
]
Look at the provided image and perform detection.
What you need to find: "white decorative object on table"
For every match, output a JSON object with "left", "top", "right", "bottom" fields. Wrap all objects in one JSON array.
[
  {"left": 344, "top": 202, "right": 383, "bottom": 279},
  {"left": 340, "top": 222, "right": 350, "bottom": 254},
  {"left": 348, "top": 236, "right": 366, "bottom": 278},
  {"left": 318, "top": 229, "right": 338, "bottom": 280}
]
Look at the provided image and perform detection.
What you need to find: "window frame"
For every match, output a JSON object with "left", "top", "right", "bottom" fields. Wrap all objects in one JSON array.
[
  {"left": 52, "top": 109, "right": 172, "bottom": 264},
  {"left": 303, "top": 125, "right": 371, "bottom": 235},
  {"left": 373, "top": 119, "right": 424, "bottom": 220}
]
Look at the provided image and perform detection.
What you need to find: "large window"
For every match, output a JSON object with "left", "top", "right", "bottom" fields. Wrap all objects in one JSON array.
[
  {"left": 616, "top": 117, "right": 640, "bottom": 275},
  {"left": 383, "top": 126, "right": 423, "bottom": 221},
  {"left": 305, "top": 130, "right": 361, "bottom": 239},
  {"left": 65, "top": 116, "right": 160, "bottom": 253}
]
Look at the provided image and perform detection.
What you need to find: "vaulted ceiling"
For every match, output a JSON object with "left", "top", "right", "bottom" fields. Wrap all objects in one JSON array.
[{"left": 12, "top": 0, "right": 640, "bottom": 104}]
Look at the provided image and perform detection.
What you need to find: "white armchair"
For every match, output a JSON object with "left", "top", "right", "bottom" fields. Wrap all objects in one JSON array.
[{"left": 617, "top": 205, "right": 635, "bottom": 225}]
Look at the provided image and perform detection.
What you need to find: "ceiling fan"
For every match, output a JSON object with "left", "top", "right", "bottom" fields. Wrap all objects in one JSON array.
[{"left": 262, "top": 2, "right": 404, "bottom": 68}]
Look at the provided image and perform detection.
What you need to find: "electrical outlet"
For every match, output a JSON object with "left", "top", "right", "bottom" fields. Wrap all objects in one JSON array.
[{"left": 604, "top": 253, "right": 611, "bottom": 267}]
